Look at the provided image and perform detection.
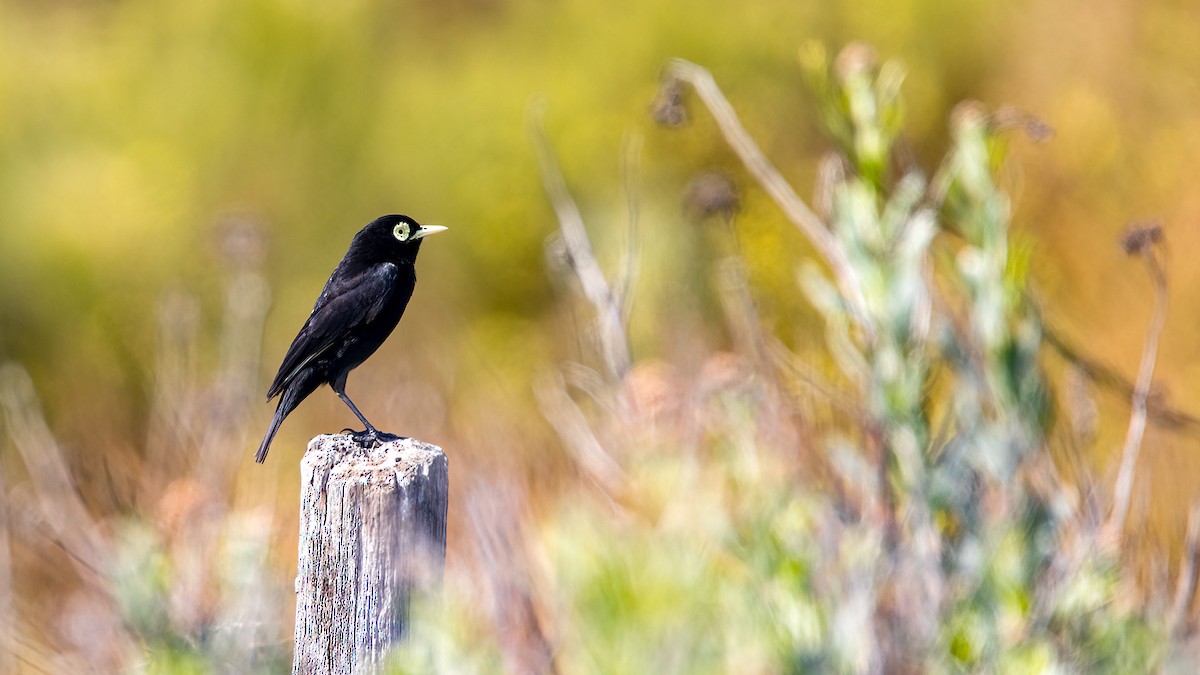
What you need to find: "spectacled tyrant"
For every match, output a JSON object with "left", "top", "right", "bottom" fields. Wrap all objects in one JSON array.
[{"left": 256, "top": 214, "right": 446, "bottom": 463}]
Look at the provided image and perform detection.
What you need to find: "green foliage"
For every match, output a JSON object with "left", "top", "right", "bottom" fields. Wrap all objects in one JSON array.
[
  {"left": 799, "top": 46, "right": 1158, "bottom": 671},
  {"left": 391, "top": 45, "right": 1170, "bottom": 674},
  {"left": 108, "top": 514, "right": 289, "bottom": 673}
]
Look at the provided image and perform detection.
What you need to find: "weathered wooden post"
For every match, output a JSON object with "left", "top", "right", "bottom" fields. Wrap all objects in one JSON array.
[{"left": 292, "top": 434, "right": 448, "bottom": 674}]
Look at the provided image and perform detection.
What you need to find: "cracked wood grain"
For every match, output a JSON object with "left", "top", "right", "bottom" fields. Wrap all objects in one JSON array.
[{"left": 292, "top": 434, "right": 448, "bottom": 674}]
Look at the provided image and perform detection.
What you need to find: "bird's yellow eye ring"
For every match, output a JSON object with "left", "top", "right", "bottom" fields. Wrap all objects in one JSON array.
[{"left": 393, "top": 222, "right": 410, "bottom": 241}]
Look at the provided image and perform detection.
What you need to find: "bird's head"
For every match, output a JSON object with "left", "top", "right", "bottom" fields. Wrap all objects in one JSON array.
[{"left": 355, "top": 214, "right": 447, "bottom": 263}]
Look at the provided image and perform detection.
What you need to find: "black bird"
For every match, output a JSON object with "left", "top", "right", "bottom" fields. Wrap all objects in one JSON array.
[{"left": 255, "top": 214, "right": 446, "bottom": 463}]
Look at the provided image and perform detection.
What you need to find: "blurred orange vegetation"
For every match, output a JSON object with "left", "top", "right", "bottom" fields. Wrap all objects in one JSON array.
[{"left": 2, "top": 0, "right": 1200, "bottom": 670}]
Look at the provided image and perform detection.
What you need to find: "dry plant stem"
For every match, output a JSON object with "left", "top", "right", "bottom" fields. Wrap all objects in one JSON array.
[
  {"left": 198, "top": 268, "right": 269, "bottom": 491},
  {"left": 533, "top": 371, "right": 625, "bottom": 493},
  {"left": 769, "top": 340, "right": 861, "bottom": 417},
  {"left": 0, "top": 462, "right": 12, "bottom": 674},
  {"left": 1107, "top": 249, "right": 1168, "bottom": 539},
  {"left": 530, "top": 108, "right": 632, "bottom": 381},
  {"left": 663, "top": 59, "right": 873, "bottom": 339},
  {"left": 615, "top": 132, "right": 642, "bottom": 324},
  {"left": 144, "top": 291, "right": 200, "bottom": 494},
  {"left": 0, "top": 364, "right": 108, "bottom": 577},
  {"left": 0, "top": 364, "right": 137, "bottom": 668},
  {"left": 1043, "top": 321, "right": 1200, "bottom": 433},
  {"left": 1169, "top": 498, "right": 1200, "bottom": 636},
  {"left": 466, "top": 484, "right": 559, "bottom": 675},
  {"left": 716, "top": 257, "right": 769, "bottom": 368}
]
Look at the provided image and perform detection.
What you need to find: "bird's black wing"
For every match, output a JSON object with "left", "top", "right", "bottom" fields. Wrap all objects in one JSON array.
[{"left": 266, "top": 262, "right": 399, "bottom": 400}]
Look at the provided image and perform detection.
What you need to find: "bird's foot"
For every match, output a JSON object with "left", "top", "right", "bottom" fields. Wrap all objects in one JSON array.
[{"left": 340, "top": 428, "right": 404, "bottom": 448}]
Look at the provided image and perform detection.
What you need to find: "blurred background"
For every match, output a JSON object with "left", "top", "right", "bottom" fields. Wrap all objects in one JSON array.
[{"left": 3, "top": 0, "right": 1200, "bottom": 671}]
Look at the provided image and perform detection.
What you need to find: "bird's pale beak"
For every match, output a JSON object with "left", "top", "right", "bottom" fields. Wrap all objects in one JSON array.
[{"left": 412, "top": 225, "right": 448, "bottom": 240}]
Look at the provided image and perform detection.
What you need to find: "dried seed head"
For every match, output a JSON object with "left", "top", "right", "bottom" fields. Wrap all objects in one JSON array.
[
  {"left": 1120, "top": 221, "right": 1163, "bottom": 255},
  {"left": 994, "top": 105, "right": 1055, "bottom": 142},
  {"left": 683, "top": 172, "right": 739, "bottom": 221},
  {"left": 652, "top": 76, "right": 688, "bottom": 127}
]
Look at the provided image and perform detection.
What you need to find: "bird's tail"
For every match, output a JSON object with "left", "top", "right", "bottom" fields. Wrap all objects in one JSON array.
[
  {"left": 255, "top": 372, "right": 320, "bottom": 464},
  {"left": 255, "top": 407, "right": 286, "bottom": 464}
]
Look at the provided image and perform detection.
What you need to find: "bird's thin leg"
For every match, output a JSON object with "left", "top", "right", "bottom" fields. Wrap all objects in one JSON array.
[
  {"left": 331, "top": 381, "right": 400, "bottom": 446},
  {"left": 335, "top": 389, "right": 378, "bottom": 433}
]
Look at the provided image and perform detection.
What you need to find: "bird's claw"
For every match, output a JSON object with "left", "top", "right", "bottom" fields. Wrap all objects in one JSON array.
[{"left": 341, "top": 428, "right": 403, "bottom": 448}]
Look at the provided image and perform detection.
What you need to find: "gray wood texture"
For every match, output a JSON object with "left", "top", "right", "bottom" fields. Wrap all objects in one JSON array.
[{"left": 292, "top": 434, "right": 448, "bottom": 674}]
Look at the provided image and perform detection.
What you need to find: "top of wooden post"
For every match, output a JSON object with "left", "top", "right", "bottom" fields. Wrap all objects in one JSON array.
[{"left": 301, "top": 434, "right": 446, "bottom": 490}]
